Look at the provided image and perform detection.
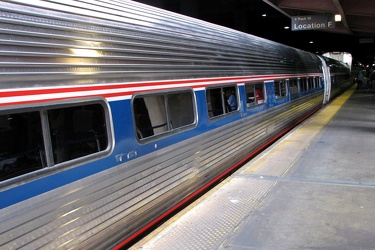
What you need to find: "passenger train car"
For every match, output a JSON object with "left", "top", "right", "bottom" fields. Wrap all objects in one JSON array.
[{"left": 0, "top": 1, "right": 350, "bottom": 249}]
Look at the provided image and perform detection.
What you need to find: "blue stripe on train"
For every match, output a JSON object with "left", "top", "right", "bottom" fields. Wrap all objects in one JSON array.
[{"left": 0, "top": 84, "right": 324, "bottom": 209}]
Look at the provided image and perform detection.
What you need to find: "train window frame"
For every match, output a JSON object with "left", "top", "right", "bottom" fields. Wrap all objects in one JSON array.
[
  {"left": 132, "top": 89, "right": 197, "bottom": 142},
  {"left": 206, "top": 84, "right": 239, "bottom": 119},
  {"left": 0, "top": 98, "right": 113, "bottom": 184},
  {"left": 244, "top": 82, "right": 266, "bottom": 109},
  {"left": 274, "top": 80, "right": 287, "bottom": 99}
]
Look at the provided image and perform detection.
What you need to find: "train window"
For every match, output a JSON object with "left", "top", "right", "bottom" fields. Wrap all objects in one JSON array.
[
  {"left": 315, "top": 76, "right": 322, "bottom": 88},
  {"left": 0, "top": 112, "right": 45, "bottom": 181},
  {"left": 134, "top": 90, "right": 195, "bottom": 140},
  {"left": 313, "top": 78, "right": 317, "bottom": 89},
  {"left": 274, "top": 80, "right": 287, "bottom": 99},
  {"left": 48, "top": 104, "right": 108, "bottom": 164},
  {"left": 206, "top": 85, "right": 238, "bottom": 118},
  {"left": 0, "top": 101, "right": 110, "bottom": 182},
  {"left": 300, "top": 78, "right": 308, "bottom": 92},
  {"left": 308, "top": 77, "right": 315, "bottom": 90},
  {"left": 245, "top": 82, "right": 265, "bottom": 108},
  {"left": 314, "top": 77, "right": 321, "bottom": 88},
  {"left": 289, "top": 78, "right": 299, "bottom": 97}
]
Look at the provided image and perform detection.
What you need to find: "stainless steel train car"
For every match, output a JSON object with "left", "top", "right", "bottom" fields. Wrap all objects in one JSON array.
[{"left": 0, "top": 1, "right": 350, "bottom": 249}]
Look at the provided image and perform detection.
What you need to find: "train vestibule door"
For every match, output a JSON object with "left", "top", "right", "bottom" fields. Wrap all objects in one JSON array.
[{"left": 318, "top": 56, "right": 331, "bottom": 104}]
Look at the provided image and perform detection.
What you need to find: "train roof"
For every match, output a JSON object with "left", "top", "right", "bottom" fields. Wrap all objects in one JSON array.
[
  {"left": 0, "top": 0, "right": 323, "bottom": 88},
  {"left": 322, "top": 56, "right": 351, "bottom": 74}
]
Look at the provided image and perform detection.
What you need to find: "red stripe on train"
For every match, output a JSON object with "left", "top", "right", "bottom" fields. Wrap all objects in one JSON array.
[{"left": 0, "top": 74, "right": 319, "bottom": 98}]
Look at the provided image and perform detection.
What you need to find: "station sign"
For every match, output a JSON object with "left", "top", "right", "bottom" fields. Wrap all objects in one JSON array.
[{"left": 292, "top": 14, "right": 335, "bottom": 31}]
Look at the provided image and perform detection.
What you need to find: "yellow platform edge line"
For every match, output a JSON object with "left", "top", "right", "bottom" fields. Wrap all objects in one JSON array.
[{"left": 310, "top": 84, "right": 356, "bottom": 127}]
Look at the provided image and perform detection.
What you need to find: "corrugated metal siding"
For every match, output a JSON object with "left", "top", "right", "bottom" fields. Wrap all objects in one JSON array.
[{"left": 0, "top": 0, "right": 322, "bottom": 88}]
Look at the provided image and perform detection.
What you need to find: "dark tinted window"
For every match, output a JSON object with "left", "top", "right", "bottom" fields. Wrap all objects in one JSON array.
[
  {"left": 48, "top": 104, "right": 108, "bottom": 164},
  {"left": 301, "top": 78, "right": 308, "bottom": 92},
  {"left": 0, "top": 112, "right": 44, "bottom": 181},
  {"left": 308, "top": 77, "right": 314, "bottom": 90},
  {"left": 0, "top": 102, "right": 109, "bottom": 182}
]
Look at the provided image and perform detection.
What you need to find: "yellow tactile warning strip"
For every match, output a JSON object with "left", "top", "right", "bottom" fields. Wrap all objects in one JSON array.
[{"left": 242, "top": 85, "right": 357, "bottom": 177}]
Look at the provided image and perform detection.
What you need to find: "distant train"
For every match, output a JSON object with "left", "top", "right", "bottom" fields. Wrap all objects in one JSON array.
[{"left": 0, "top": 1, "right": 350, "bottom": 249}]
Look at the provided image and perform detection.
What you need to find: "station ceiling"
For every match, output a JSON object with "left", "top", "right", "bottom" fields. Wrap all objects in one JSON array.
[
  {"left": 134, "top": 0, "right": 375, "bottom": 67},
  {"left": 264, "top": 0, "right": 375, "bottom": 37}
]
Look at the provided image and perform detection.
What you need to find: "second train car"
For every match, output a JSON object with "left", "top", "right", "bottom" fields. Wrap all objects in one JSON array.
[{"left": 0, "top": 0, "right": 350, "bottom": 249}]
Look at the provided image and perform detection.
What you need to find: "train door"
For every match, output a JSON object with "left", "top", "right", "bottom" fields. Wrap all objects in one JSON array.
[{"left": 318, "top": 56, "right": 331, "bottom": 104}]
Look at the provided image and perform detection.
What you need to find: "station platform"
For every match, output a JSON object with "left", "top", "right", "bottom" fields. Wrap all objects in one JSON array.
[{"left": 131, "top": 85, "right": 375, "bottom": 250}]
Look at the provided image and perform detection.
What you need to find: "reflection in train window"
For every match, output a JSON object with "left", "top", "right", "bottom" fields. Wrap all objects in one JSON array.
[
  {"left": 206, "top": 85, "right": 238, "bottom": 118},
  {"left": 134, "top": 90, "right": 195, "bottom": 140},
  {"left": 0, "top": 112, "right": 44, "bottom": 181},
  {"left": 245, "top": 82, "right": 265, "bottom": 108},
  {"left": 274, "top": 80, "right": 287, "bottom": 99},
  {"left": 0, "top": 102, "right": 109, "bottom": 182},
  {"left": 48, "top": 104, "right": 108, "bottom": 164},
  {"left": 289, "top": 78, "right": 299, "bottom": 97}
]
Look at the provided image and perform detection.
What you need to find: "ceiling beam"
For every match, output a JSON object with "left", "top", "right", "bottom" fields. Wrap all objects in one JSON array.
[
  {"left": 262, "top": 0, "right": 291, "bottom": 18},
  {"left": 274, "top": 0, "right": 337, "bottom": 13}
]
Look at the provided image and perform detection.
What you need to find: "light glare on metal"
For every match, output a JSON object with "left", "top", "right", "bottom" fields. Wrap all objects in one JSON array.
[{"left": 70, "top": 48, "right": 101, "bottom": 57}]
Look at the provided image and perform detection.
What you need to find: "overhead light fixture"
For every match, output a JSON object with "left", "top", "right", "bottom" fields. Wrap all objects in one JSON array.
[
  {"left": 262, "top": 14, "right": 267, "bottom": 17},
  {"left": 309, "top": 41, "right": 314, "bottom": 44},
  {"left": 335, "top": 14, "right": 341, "bottom": 22},
  {"left": 284, "top": 26, "right": 290, "bottom": 29}
]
